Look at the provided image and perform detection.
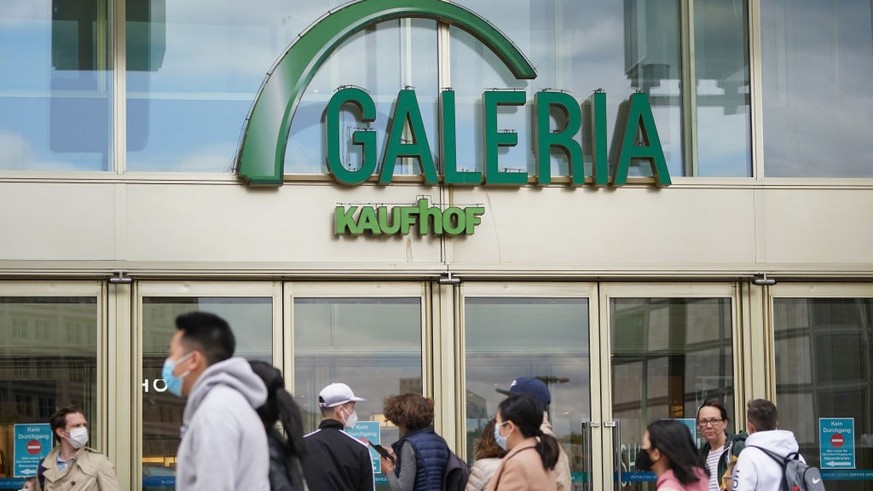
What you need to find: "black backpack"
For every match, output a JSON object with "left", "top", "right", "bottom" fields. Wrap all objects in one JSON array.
[
  {"left": 748, "top": 446, "right": 825, "bottom": 491},
  {"left": 443, "top": 451, "right": 469, "bottom": 491}
]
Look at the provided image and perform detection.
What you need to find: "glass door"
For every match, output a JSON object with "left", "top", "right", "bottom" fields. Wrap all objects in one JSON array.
[
  {"left": 459, "top": 282, "right": 599, "bottom": 491},
  {"left": 769, "top": 283, "right": 873, "bottom": 491},
  {"left": 598, "top": 282, "right": 740, "bottom": 491},
  {"left": 286, "top": 281, "right": 427, "bottom": 491},
  {"left": 134, "top": 281, "right": 281, "bottom": 491},
  {"left": 0, "top": 281, "right": 104, "bottom": 490}
]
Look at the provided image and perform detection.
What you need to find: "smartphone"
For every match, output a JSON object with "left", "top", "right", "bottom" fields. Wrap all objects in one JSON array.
[{"left": 369, "top": 441, "right": 394, "bottom": 462}]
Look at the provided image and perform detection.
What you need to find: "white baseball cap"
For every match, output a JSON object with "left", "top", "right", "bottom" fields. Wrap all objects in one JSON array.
[{"left": 318, "top": 382, "right": 366, "bottom": 408}]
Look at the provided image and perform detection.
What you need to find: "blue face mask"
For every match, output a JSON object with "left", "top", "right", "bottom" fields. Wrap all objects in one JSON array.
[
  {"left": 493, "top": 421, "right": 509, "bottom": 451},
  {"left": 162, "top": 352, "right": 193, "bottom": 397}
]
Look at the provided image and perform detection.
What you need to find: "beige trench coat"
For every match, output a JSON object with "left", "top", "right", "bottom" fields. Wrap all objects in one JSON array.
[{"left": 34, "top": 446, "right": 119, "bottom": 491}]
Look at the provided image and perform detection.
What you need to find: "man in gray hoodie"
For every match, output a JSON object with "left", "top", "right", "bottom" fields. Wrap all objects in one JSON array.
[{"left": 163, "top": 311, "right": 269, "bottom": 490}]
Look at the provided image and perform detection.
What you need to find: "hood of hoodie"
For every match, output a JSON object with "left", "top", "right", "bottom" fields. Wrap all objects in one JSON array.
[
  {"left": 182, "top": 357, "right": 267, "bottom": 425},
  {"left": 745, "top": 429, "right": 800, "bottom": 455}
]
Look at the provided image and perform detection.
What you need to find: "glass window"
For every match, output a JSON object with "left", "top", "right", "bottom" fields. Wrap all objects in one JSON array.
[
  {"left": 293, "top": 297, "right": 422, "bottom": 489},
  {"left": 0, "top": 1, "right": 112, "bottom": 171},
  {"left": 464, "top": 297, "right": 589, "bottom": 485},
  {"left": 762, "top": 1, "right": 873, "bottom": 177},
  {"left": 774, "top": 298, "right": 873, "bottom": 489},
  {"left": 125, "top": 0, "right": 324, "bottom": 172},
  {"left": 611, "top": 297, "right": 733, "bottom": 488},
  {"left": 0, "top": 297, "right": 99, "bottom": 482},
  {"left": 285, "top": 19, "right": 438, "bottom": 175},
  {"left": 140, "top": 297, "right": 273, "bottom": 491},
  {"left": 451, "top": 0, "right": 751, "bottom": 178}
]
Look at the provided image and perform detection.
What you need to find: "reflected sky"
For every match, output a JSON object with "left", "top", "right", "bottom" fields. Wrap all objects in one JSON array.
[{"left": 6, "top": 0, "right": 873, "bottom": 177}]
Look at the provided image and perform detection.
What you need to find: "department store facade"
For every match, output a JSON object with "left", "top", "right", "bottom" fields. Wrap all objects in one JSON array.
[{"left": 0, "top": 1, "right": 871, "bottom": 490}]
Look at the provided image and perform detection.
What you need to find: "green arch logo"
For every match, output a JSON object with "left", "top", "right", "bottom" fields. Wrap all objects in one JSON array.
[{"left": 234, "top": 0, "right": 536, "bottom": 186}]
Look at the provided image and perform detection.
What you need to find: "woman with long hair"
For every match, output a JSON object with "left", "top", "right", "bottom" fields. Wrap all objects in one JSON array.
[
  {"left": 696, "top": 400, "right": 746, "bottom": 491},
  {"left": 249, "top": 360, "right": 308, "bottom": 491},
  {"left": 637, "top": 419, "right": 710, "bottom": 491},
  {"left": 486, "top": 394, "right": 559, "bottom": 490},
  {"left": 465, "top": 419, "right": 507, "bottom": 491}
]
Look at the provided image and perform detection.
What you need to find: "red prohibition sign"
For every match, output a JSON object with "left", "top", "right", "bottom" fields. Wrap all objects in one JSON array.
[
  {"left": 831, "top": 433, "right": 844, "bottom": 448},
  {"left": 26, "top": 440, "right": 42, "bottom": 455}
]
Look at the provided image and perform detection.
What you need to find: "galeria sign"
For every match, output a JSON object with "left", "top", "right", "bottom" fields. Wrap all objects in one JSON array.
[
  {"left": 235, "top": 0, "right": 672, "bottom": 188},
  {"left": 327, "top": 88, "right": 670, "bottom": 187}
]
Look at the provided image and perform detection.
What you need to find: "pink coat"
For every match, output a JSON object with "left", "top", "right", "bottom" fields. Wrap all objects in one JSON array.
[
  {"left": 656, "top": 468, "right": 709, "bottom": 491},
  {"left": 486, "top": 438, "right": 557, "bottom": 491}
]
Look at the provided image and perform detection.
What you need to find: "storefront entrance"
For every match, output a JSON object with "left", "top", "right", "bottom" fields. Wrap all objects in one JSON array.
[{"left": 0, "top": 280, "right": 870, "bottom": 490}]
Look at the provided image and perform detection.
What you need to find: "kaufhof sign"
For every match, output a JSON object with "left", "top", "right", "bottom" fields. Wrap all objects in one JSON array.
[{"left": 235, "top": 0, "right": 671, "bottom": 236}]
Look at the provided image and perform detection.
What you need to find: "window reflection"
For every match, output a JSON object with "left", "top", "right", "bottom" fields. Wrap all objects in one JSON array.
[
  {"left": 0, "top": 297, "right": 99, "bottom": 480},
  {"left": 140, "top": 297, "right": 272, "bottom": 491},
  {"left": 774, "top": 298, "right": 873, "bottom": 490},
  {"left": 464, "top": 297, "right": 589, "bottom": 485},
  {"left": 0, "top": 1, "right": 112, "bottom": 170},
  {"left": 611, "top": 297, "right": 733, "bottom": 489},
  {"left": 762, "top": 1, "right": 873, "bottom": 177},
  {"left": 293, "top": 297, "right": 422, "bottom": 490}
]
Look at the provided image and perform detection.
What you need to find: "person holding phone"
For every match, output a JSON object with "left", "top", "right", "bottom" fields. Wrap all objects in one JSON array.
[{"left": 381, "top": 393, "right": 451, "bottom": 491}]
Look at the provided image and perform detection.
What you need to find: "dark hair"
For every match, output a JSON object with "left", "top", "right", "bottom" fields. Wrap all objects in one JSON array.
[
  {"left": 647, "top": 419, "right": 710, "bottom": 485},
  {"left": 697, "top": 399, "right": 730, "bottom": 423},
  {"left": 49, "top": 405, "right": 83, "bottom": 443},
  {"left": 384, "top": 393, "right": 434, "bottom": 431},
  {"left": 249, "top": 361, "right": 306, "bottom": 460},
  {"left": 474, "top": 418, "right": 507, "bottom": 460},
  {"left": 497, "top": 394, "right": 559, "bottom": 470},
  {"left": 175, "top": 311, "right": 235, "bottom": 365},
  {"left": 747, "top": 399, "right": 778, "bottom": 431}
]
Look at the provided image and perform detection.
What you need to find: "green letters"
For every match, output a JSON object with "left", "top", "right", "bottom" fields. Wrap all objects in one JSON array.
[
  {"left": 483, "top": 90, "right": 528, "bottom": 186},
  {"left": 380, "top": 89, "right": 439, "bottom": 185},
  {"left": 326, "top": 88, "right": 377, "bottom": 185},
  {"left": 613, "top": 92, "right": 671, "bottom": 186},
  {"left": 334, "top": 199, "right": 485, "bottom": 236},
  {"left": 535, "top": 91, "right": 583, "bottom": 185}
]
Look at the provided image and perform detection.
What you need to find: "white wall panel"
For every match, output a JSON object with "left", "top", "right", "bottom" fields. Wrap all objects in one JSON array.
[{"left": 0, "top": 183, "right": 116, "bottom": 260}]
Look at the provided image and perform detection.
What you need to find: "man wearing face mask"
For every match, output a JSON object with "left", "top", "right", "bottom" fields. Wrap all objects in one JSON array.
[
  {"left": 34, "top": 406, "right": 118, "bottom": 491},
  {"left": 165, "top": 311, "right": 269, "bottom": 490},
  {"left": 302, "top": 383, "right": 375, "bottom": 491}
]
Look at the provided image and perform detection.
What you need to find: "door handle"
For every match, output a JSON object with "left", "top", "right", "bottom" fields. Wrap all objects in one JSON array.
[
  {"left": 604, "top": 421, "right": 622, "bottom": 491},
  {"left": 580, "top": 421, "right": 598, "bottom": 491}
]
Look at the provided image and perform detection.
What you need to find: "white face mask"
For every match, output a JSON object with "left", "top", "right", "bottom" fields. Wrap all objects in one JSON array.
[
  {"left": 67, "top": 427, "right": 89, "bottom": 449},
  {"left": 341, "top": 406, "right": 358, "bottom": 429}
]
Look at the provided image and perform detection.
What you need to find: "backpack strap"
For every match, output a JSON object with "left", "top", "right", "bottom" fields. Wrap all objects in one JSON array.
[
  {"left": 37, "top": 457, "right": 47, "bottom": 489},
  {"left": 747, "top": 445, "right": 790, "bottom": 491}
]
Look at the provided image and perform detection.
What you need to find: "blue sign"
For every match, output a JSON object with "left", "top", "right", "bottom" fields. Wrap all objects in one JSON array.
[
  {"left": 674, "top": 418, "right": 697, "bottom": 443},
  {"left": 819, "top": 418, "right": 855, "bottom": 469},
  {"left": 345, "top": 421, "right": 383, "bottom": 474},
  {"left": 13, "top": 424, "right": 52, "bottom": 477}
]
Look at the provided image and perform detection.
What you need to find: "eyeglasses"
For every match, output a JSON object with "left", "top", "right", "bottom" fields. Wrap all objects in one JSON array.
[{"left": 698, "top": 418, "right": 724, "bottom": 427}]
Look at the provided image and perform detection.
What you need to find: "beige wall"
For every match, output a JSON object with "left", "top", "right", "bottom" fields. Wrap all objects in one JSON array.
[{"left": 0, "top": 179, "right": 871, "bottom": 278}]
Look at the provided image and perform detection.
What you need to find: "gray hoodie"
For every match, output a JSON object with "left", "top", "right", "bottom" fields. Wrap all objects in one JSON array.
[
  {"left": 732, "top": 429, "right": 804, "bottom": 491},
  {"left": 176, "top": 357, "right": 269, "bottom": 491}
]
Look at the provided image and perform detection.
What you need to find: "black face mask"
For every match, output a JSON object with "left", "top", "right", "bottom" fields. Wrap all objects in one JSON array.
[{"left": 636, "top": 448, "right": 655, "bottom": 472}]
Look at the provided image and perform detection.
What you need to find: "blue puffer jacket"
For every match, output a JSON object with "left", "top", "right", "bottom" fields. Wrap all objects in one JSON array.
[{"left": 391, "top": 427, "right": 450, "bottom": 491}]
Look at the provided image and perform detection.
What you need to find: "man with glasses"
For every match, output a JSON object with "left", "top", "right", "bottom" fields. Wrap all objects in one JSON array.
[{"left": 164, "top": 311, "right": 269, "bottom": 490}]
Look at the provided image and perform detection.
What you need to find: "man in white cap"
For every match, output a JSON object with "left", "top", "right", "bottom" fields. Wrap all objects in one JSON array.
[{"left": 302, "top": 383, "right": 375, "bottom": 491}]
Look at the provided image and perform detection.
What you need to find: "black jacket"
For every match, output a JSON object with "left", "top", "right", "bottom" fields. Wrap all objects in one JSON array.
[
  {"left": 302, "top": 419, "right": 374, "bottom": 491},
  {"left": 268, "top": 427, "right": 308, "bottom": 491}
]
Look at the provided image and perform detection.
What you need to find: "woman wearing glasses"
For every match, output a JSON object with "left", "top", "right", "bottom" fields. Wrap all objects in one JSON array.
[{"left": 696, "top": 400, "right": 747, "bottom": 491}]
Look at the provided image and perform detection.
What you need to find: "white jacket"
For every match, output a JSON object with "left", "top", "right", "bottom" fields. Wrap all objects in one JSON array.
[
  {"left": 542, "top": 413, "right": 572, "bottom": 491},
  {"left": 732, "top": 430, "right": 804, "bottom": 491},
  {"left": 465, "top": 457, "right": 502, "bottom": 491},
  {"left": 176, "top": 357, "right": 269, "bottom": 490}
]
